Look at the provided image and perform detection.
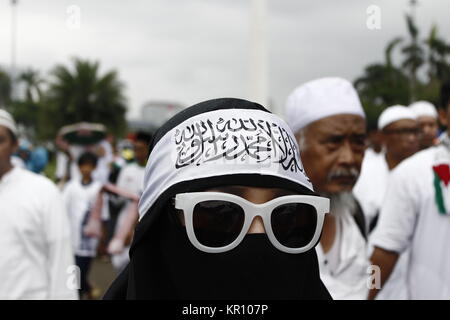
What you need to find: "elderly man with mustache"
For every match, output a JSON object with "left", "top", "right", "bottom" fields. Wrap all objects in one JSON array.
[{"left": 285, "top": 77, "right": 369, "bottom": 299}]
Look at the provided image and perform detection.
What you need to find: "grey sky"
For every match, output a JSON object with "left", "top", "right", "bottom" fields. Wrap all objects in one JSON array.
[{"left": 0, "top": 0, "right": 449, "bottom": 121}]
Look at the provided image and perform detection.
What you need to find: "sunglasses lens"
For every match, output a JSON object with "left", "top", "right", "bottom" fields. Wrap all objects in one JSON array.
[
  {"left": 193, "top": 200, "right": 245, "bottom": 248},
  {"left": 271, "top": 203, "right": 317, "bottom": 248}
]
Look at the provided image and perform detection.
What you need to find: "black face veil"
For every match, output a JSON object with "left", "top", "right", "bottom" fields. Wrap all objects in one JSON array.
[{"left": 104, "top": 98, "right": 332, "bottom": 300}]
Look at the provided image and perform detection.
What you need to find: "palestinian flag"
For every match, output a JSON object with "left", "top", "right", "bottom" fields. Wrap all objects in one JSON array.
[{"left": 433, "top": 163, "right": 450, "bottom": 215}]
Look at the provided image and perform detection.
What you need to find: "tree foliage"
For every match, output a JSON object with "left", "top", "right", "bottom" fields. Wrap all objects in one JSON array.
[
  {"left": 2, "top": 58, "right": 128, "bottom": 142},
  {"left": 354, "top": 15, "right": 450, "bottom": 128}
]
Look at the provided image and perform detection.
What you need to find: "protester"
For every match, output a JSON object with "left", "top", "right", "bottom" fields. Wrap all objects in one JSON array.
[
  {"left": 368, "top": 78, "right": 450, "bottom": 299},
  {"left": 104, "top": 98, "right": 332, "bottom": 299},
  {"left": 0, "top": 109, "right": 77, "bottom": 300},
  {"left": 107, "top": 131, "right": 151, "bottom": 273},
  {"left": 285, "top": 77, "right": 369, "bottom": 299},
  {"left": 55, "top": 131, "right": 113, "bottom": 185},
  {"left": 409, "top": 101, "right": 440, "bottom": 149},
  {"left": 366, "top": 118, "right": 383, "bottom": 158},
  {"left": 354, "top": 105, "right": 419, "bottom": 232},
  {"left": 354, "top": 105, "right": 419, "bottom": 299},
  {"left": 62, "top": 152, "right": 103, "bottom": 299}
]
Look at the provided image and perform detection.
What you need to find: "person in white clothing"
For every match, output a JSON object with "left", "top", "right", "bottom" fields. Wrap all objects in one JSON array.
[
  {"left": 354, "top": 105, "right": 419, "bottom": 232},
  {"left": 0, "top": 109, "right": 77, "bottom": 300},
  {"left": 285, "top": 77, "right": 369, "bottom": 299},
  {"left": 409, "top": 100, "right": 440, "bottom": 149},
  {"left": 107, "top": 132, "right": 152, "bottom": 273},
  {"left": 354, "top": 106, "right": 419, "bottom": 300},
  {"left": 63, "top": 151, "right": 103, "bottom": 299},
  {"left": 369, "top": 78, "right": 450, "bottom": 300}
]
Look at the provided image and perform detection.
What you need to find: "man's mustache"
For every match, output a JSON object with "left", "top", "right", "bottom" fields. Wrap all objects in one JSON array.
[{"left": 327, "top": 168, "right": 359, "bottom": 181}]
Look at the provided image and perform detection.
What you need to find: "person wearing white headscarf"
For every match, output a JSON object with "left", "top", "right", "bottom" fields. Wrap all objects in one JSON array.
[
  {"left": 285, "top": 77, "right": 369, "bottom": 299},
  {"left": 0, "top": 109, "right": 77, "bottom": 299},
  {"left": 354, "top": 105, "right": 419, "bottom": 299},
  {"left": 409, "top": 101, "right": 439, "bottom": 149},
  {"left": 369, "top": 79, "right": 450, "bottom": 300}
]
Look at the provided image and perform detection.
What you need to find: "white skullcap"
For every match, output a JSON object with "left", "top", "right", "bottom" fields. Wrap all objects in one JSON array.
[
  {"left": 378, "top": 105, "right": 417, "bottom": 130},
  {"left": 0, "top": 109, "right": 17, "bottom": 137},
  {"left": 409, "top": 101, "right": 438, "bottom": 119},
  {"left": 285, "top": 77, "right": 366, "bottom": 133}
]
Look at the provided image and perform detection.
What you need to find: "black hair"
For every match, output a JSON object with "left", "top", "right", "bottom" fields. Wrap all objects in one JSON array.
[
  {"left": 135, "top": 131, "right": 153, "bottom": 145},
  {"left": 77, "top": 151, "right": 98, "bottom": 167},
  {"left": 440, "top": 77, "right": 450, "bottom": 110}
]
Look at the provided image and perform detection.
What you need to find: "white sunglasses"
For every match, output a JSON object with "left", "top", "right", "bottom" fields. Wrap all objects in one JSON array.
[{"left": 174, "top": 192, "right": 329, "bottom": 254}]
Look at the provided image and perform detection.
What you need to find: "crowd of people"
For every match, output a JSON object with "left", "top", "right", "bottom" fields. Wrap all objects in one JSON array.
[{"left": 1, "top": 75, "right": 449, "bottom": 300}]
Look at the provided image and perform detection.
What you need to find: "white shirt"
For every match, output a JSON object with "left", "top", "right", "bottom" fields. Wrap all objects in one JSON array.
[
  {"left": 63, "top": 179, "right": 102, "bottom": 257},
  {"left": 0, "top": 167, "right": 77, "bottom": 300},
  {"left": 116, "top": 162, "right": 146, "bottom": 196},
  {"left": 55, "top": 151, "right": 69, "bottom": 180},
  {"left": 353, "top": 150, "right": 409, "bottom": 299},
  {"left": 11, "top": 155, "right": 26, "bottom": 169},
  {"left": 371, "top": 146, "right": 450, "bottom": 299},
  {"left": 353, "top": 150, "right": 390, "bottom": 229},
  {"left": 316, "top": 209, "right": 369, "bottom": 300},
  {"left": 111, "top": 162, "right": 146, "bottom": 271}
]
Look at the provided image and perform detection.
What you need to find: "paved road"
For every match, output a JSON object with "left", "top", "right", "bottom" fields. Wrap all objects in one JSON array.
[{"left": 89, "top": 257, "right": 118, "bottom": 299}]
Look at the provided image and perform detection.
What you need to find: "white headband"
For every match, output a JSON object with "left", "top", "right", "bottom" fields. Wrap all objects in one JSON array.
[
  {"left": 0, "top": 109, "right": 17, "bottom": 137},
  {"left": 409, "top": 101, "right": 438, "bottom": 119},
  {"left": 285, "top": 77, "right": 366, "bottom": 133},
  {"left": 378, "top": 105, "right": 417, "bottom": 130},
  {"left": 138, "top": 108, "right": 313, "bottom": 220}
]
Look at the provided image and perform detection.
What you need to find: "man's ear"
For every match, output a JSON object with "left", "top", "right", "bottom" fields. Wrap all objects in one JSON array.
[{"left": 438, "top": 108, "right": 448, "bottom": 127}]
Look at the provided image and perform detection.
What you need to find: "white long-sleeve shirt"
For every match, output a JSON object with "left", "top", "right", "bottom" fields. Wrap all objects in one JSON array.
[
  {"left": 353, "top": 150, "right": 409, "bottom": 299},
  {"left": 316, "top": 208, "right": 370, "bottom": 300},
  {"left": 371, "top": 146, "right": 450, "bottom": 299},
  {"left": 62, "top": 179, "right": 102, "bottom": 257},
  {"left": 0, "top": 167, "right": 78, "bottom": 300}
]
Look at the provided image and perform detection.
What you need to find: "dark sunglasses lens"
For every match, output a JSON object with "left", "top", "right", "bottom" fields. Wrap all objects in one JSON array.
[
  {"left": 271, "top": 203, "right": 317, "bottom": 248},
  {"left": 193, "top": 200, "right": 245, "bottom": 248}
]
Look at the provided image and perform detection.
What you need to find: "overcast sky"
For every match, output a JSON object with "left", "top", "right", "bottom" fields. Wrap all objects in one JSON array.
[{"left": 1, "top": 0, "right": 449, "bottom": 120}]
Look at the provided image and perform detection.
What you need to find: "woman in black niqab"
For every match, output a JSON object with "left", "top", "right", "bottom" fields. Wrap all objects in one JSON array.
[{"left": 104, "top": 98, "right": 332, "bottom": 300}]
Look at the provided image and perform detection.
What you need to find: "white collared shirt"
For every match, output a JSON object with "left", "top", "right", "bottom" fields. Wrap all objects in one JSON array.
[
  {"left": 62, "top": 179, "right": 102, "bottom": 257},
  {"left": 0, "top": 167, "right": 78, "bottom": 299},
  {"left": 354, "top": 149, "right": 409, "bottom": 299},
  {"left": 316, "top": 209, "right": 370, "bottom": 300},
  {"left": 371, "top": 146, "right": 450, "bottom": 299}
]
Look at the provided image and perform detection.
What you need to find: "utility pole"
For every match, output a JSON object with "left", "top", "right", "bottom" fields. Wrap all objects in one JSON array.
[
  {"left": 409, "top": 0, "right": 419, "bottom": 102},
  {"left": 250, "top": 0, "right": 269, "bottom": 111},
  {"left": 10, "top": 0, "right": 18, "bottom": 101}
]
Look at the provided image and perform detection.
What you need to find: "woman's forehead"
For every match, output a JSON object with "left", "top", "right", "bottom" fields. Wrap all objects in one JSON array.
[{"left": 204, "top": 185, "right": 299, "bottom": 197}]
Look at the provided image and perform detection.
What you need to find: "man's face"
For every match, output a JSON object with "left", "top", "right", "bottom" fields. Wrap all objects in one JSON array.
[
  {"left": 134, "top": 140, "right": 149, "bottom": 165},
  {"left": 417, "top": 116, "right": 438, "bottom": 149},
  {"left": 298, "top": 114, "right": 366, "bottom": 195},
  {"left": 438, "top": 103, "right": 450, "bottom": 136},
  {"left": 78, "top": 162, "right": 96, "bottom": 179},
  {"left": 0, "top": 126, "right": 17, "bottom": 170},
  {"left": 382, "top": 119, "right": 419, "bottom": 161}
]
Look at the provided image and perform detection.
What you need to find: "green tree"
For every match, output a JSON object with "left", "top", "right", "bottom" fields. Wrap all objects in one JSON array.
[
  {"left": 401, "top": 14, "right": 425, "bottom": 101},
  {"left": 426, "top": 25, "right": 450, "bottom": 83},
  {"left": 44, "top": 58, "right": 127, "bottom": 140},
  {"left": 10, "top": 69, "right": 44, "bottom": 138},
  {"left": 354, "top": 38, "right": 410, "bottom": 126},
  {"left": 355, "top": 14, "right": 450, "bottom": 121},
  {"left": 19, "top": 68, "right": 44, "bottom": 103},
  {"left": 0, "top": 68, "right": 12, "bottom": 109}
]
